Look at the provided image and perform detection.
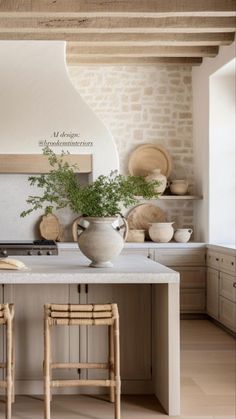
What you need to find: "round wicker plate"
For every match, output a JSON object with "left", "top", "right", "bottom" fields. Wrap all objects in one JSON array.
[
  {"left": 127, "top": 203, "right": 166, "bottom": 239},
  {"left": 128, "top": 143, "right": 172, "bottom": 178}
]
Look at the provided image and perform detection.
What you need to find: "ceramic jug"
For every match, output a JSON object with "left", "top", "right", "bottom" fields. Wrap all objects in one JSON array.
[
  {"left": 174, "top": 228, "right": 193, "bottom": 243},
  {"left": 145, "top": 169, "right": 167, "bottom": 194}
]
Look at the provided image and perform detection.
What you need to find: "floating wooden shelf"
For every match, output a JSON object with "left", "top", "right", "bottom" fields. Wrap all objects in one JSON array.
[
  {"left": 0, "top": 154, "right": 92, "bottom": 174},
  {"left": 159, "top": 195, "right": 202, "bottom": 200},
  {"left": 135, "top": 195, "right": 202, "bottom": 201}
]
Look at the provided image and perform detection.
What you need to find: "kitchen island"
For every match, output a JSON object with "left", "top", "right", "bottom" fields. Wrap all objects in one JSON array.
[{"left": 0, "top": 250, "right": 180, "bottom": 416}]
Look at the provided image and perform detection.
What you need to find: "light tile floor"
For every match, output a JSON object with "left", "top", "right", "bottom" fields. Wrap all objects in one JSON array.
[{"left": 0, "top": 320, "right": 235, "bottom": 418}]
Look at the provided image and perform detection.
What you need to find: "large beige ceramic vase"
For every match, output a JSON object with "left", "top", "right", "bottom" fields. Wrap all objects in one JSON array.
[{"left": 76, "top": 216, "right": 128, "bottom": 268}]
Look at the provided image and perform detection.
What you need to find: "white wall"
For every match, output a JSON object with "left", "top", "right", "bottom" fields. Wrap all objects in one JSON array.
[
  {"left": 0, "top": 41, "right": 119, "bottom": 240},
  {"left": 209, "top": 60, "right": 235, "bottom": 244},
  {"left": 192, "top": 42, "right": 236, "bottom": 242}
]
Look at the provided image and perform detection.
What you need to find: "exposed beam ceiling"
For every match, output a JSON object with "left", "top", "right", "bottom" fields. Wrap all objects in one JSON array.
[
  {"left": 0, "top": 1, "right": 235, "bottom": 66},
  {"left": 0, "top": 1, "right": 236, "bottom": 16}
]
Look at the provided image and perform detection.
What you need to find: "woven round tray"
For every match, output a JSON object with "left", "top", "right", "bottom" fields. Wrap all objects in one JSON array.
[
  {"left": 128, "top": 143, "right": 172, "bottom": 178},
  {"left": 127, "top": 203, "right": 166, "bottom": 239}
]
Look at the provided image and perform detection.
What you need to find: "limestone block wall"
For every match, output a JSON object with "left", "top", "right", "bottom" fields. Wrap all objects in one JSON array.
[{"left": 68, "top": 65, "right": 195, "bottom": 232}]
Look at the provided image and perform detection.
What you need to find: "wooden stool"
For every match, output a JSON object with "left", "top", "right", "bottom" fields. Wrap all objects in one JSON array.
[
  {"left": 0, "top": 304, "right": 14, "bottom": 419},
  {"left": 44, "top": 303, "right": 120, "bottom": 419}
]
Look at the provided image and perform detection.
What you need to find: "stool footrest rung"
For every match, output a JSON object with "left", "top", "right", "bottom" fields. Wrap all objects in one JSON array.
[
  {"left": 51, "top": 362, "right": 109, "bottom": 370},
  {"left": 51, "top": 379, "right": 115, "bottom": 388},
  {"left": 49, "top": 318, "right": 114, "bottom": 326}
]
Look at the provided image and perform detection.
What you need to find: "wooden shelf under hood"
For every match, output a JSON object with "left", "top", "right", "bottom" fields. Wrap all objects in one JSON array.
[{"left": 0, "top": 154, "right": 92, "bottom": 174}]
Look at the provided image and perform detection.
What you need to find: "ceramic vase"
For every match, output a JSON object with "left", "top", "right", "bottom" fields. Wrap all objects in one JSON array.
[
  {"left": 77, "top": 216, "right": 128, "bottom": 268},
  {"left": 145, "top": 169, "right": 167, "bottom": 194},
  {"left": 149, "top": 222, "right": 174, "bottom": 243}
]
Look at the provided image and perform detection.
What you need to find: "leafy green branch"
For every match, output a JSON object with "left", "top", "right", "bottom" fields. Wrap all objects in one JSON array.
[{"left": 21, "top": 147, "right": 160, "bottom": 218}]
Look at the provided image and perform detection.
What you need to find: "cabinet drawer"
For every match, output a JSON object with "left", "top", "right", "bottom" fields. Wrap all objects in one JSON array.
[
  {"left": 180, "top": 289, "right": 206, "bottom": 313},
  {"left": 173, "top": 267, "right": 206, "bottom": 289},
  {"left": 219, "top": 296, "right": 236, "bottom": 333},
  {"left": 155, "top": 249, "right": 206, "bottom": 266},
  {"left": 207, "top": 252, "right": 221, "bottom": 269},
  {"left": 219, "top": 272, "right": 236, "bottom": 303},
  {"left": 220, "top": 254, "right": 236, "bottom": 275}
]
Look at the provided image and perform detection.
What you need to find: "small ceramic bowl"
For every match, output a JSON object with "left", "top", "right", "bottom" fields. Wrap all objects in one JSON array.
[{"left": 170, "top": 180, "right": 188, "bottom": 195}]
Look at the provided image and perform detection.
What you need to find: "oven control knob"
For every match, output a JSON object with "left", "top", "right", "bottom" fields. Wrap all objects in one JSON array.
[
  {"left": 38, "top": 250, "right": 43, "bottom": 256},
  {"left": 1, "top": 250, "right": 8, "bottom": 257},
  {"left": 28, "top": 250, "right": 34, "bottom": 256},
  {"left": 47, "top": 251, "right": 52, "bottom": 255}
]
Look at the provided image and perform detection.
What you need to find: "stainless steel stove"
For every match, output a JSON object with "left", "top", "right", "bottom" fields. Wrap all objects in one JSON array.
[{"left": 0, "top": 240, "right": 58, "bottom": 257}]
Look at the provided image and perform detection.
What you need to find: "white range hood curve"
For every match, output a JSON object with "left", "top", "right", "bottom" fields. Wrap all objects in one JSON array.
[{"left": 0, "top": 41, "right": 119, "bottom": 179}]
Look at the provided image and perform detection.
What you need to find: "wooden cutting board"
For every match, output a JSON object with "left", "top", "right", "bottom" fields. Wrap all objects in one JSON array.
[
  {"left": 127, "top": 204, "right": 166, "bottom": 239},
  {"left": 39, "top": 213, "right": 61, "bottom": 241}
]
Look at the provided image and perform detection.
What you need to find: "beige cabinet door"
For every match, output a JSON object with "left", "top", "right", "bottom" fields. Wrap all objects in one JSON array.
[
  {"left": 219, "top": 296, "right": 236, "bottom": 333},
  {"left": 219, "top": 272, "right": 236, "bottom": 303},
  {"left": 86, "top": 284, "right": 152, "bottom": 381},
  {"left": 207, "top": 268, "right": 219, "bottom": 319}
]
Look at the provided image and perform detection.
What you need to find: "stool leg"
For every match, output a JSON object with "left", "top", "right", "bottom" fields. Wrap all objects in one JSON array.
[
  {"left": 44, "top": 310, "right": 51, "bottom": 419},
  {"left": 109, "top": 325, "right": 115, "bottom": 403},
  {"left": 11, "top": 317, "right": 15, "bottom": 403},
  {"left": 6, "top": 318, "right": 13, "bottom": 419},
  {"left": 114, "top": 318, "right": 121, "bottom": 419}
]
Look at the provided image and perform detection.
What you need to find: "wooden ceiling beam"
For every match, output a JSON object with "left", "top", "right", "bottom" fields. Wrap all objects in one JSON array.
[
  {"left": 67, "top": 56, "right": 203, "bottom": 66},
  {"left": 67, "top": 45, "right": 219, "bottom": 57},
  {"left": 0, "top": 32, "right": 234, "bottom": 46},
  {"left": 0, "top": 1, "right": 235, "bottom": 16},
  {"left": 0, "top": 17, "right": 235, "bottom": 33},
  {"left": 67, "top": 45, "right": 219, "bottom": 58}
]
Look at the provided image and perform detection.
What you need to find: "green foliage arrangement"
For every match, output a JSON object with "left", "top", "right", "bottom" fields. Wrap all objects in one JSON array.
[{"left": 21, "top": 147, "right": 160, "bottom": 218}]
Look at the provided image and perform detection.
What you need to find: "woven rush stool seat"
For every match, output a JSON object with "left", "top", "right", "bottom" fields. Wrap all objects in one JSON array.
[
  {"left": 0, "top": 304, "right": 14, "bottom": 419},
  {"left": 44, "top": 303, "right": 120, "bottom": 419}
]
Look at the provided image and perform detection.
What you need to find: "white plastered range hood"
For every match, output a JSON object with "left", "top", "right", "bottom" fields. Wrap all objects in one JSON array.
[{"left": 0, "top": 41, "right": 119, "bottom": 179}]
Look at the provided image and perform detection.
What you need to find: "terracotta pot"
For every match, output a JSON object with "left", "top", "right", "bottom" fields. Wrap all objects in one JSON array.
[
  {"left": 77, "top": 216, "right": 128, "bottom": 268},
  {"left": 145, "top": 169, "right": 167, "bottom": 194},
  {"left": 174, "top": 228, "right": 193, "bottom": 243},
  {"left": 149, "top": 222, "right": 174, "bottom": 243}
]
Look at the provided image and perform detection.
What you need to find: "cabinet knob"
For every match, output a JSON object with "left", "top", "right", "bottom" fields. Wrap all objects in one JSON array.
[
  {"left": 216, "top": 258, "right": 219, "bottom": 261},
  {"left": 231, "top": 262, "right": 234, "bottom": 266},
  {"left": 233, "top": 283, "right": 236, "bottom": 288}
]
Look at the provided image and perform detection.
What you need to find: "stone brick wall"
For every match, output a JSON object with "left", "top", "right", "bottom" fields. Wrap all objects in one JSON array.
[{"left": 68, "top": 65, "right": 195, "bottom": 232}]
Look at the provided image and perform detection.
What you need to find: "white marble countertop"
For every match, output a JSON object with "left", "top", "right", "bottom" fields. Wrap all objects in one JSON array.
[
  {"left": 207, "top": 243, "right": 236, "bottom": 254},
  {"left": 0, "top": 250, "right": 179, "bottom": 284}
]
